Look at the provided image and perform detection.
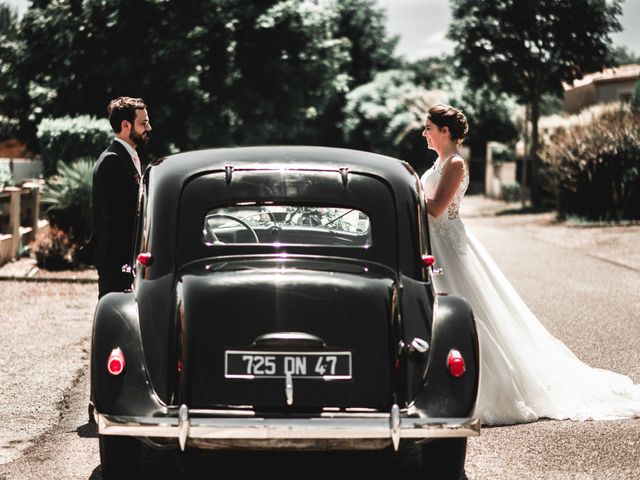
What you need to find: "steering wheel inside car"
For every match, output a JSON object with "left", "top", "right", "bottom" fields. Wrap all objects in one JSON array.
[{"left": 205, "top": 214, "right": 260, "bottom": 243}]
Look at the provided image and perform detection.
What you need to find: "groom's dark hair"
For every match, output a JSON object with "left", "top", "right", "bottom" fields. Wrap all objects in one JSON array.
[{"left": 107, "top": 96, "right": 147, "bottom": 133}]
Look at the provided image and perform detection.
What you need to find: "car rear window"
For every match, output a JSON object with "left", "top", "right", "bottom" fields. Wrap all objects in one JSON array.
[{"left": 203, "top": 204, "right": 372, "bottom": 248}]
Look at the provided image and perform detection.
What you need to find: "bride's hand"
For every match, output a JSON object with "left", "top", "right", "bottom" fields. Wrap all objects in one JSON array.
[{"left": 426, "top": 156, "right": 465, "bottom": 217}]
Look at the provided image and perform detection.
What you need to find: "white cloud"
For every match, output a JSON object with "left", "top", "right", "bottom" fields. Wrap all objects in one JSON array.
[
  {"left": 377, "top": 0, "right": 640, "bottom": 60},
  {"left": 376, "top": 0, "right": 454, "bottom": 61},
  {"left": 414, "top": 29, "right": 455, "bottom": 60}
]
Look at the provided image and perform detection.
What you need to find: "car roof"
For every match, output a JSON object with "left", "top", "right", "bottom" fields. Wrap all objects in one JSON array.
[
  {"left": 140, "top": 146, "right": 427, "bottom": 279},
  {"left": 149, "top": 145, "right": 418, "bottom": 189}
]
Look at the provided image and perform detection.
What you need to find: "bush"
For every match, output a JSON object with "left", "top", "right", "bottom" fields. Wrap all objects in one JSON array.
[
  {"left": 30, "top": 226, "right": 77, "bottom": 270},
  {"left": 540, "top": 104, "right": 640, "bottom": 221},
  {"left": 36, "top": 115, "right": 112, "bottom": 177},
  {"left": 0, "top": 162, "right": 13, "bottom": 189},
  {"left": 0, "top": 115, "right": 19, "bottom": 142},
  {"left": 41, "top": 157, "right": 93, "bottom": 244},
  {"left": 490, "top": 143, "right": 515, "bottom": 163},
  {"left": 631, "top": 80, "right": 640, "bottom": 112},
  {"left": 500, "top": 182, "right": 521, "bottom": 202},
  {"left": 342, "top": 69, "right": 449, "bottom": 172}
]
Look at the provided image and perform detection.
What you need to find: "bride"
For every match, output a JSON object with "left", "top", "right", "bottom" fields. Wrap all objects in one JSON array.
[{"left": 421, "top": 104, "right": 640, "bottom": 426}]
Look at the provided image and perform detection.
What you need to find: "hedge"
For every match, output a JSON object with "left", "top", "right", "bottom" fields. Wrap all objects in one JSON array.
[
  {"left": 540, "top": 104, "right": 640, "bottom": 221},
  {"left": 36, "top": 115, "right": 113, "bottom": 176}
]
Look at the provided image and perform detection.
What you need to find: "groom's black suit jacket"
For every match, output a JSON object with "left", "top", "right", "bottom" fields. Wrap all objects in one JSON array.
[{"left": 84, "top": 140, "right": 140, "bottom": 270}]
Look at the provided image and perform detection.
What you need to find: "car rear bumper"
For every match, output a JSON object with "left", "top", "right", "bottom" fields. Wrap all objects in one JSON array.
[{"left": 97, "top": 404, "right": 480, "bottom": 451}]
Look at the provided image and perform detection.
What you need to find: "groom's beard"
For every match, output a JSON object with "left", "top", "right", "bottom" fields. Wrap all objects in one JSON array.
[{"left": 130, "top": 129, "right": 150, "bottom": 147}]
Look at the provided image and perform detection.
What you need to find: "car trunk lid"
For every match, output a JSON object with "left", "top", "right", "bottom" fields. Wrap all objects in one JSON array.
[{"left": 177, "top": 257, "right": 396, "bottom": 411}]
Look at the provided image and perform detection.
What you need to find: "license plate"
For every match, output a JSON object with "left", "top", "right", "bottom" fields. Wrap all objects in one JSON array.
[{"left": 225, "top": 350, "right": 352, "bottom": 379}]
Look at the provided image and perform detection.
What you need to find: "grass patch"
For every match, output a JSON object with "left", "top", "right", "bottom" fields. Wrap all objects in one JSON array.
[{"left": 563, "top": 215, "right": 640, "bottom": 228}]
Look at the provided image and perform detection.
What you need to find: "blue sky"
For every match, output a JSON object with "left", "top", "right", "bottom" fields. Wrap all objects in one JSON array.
[{"left": 4, "top": 0, "right": 640, "bottom": 61}]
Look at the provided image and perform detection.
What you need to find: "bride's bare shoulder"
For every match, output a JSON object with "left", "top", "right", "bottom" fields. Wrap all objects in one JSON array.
[
  {"left": 442, "top": 155, "right": 466, "bottom": 175},
  {"left": 449, "top": 154, "right": 466, "bottom": 166}
]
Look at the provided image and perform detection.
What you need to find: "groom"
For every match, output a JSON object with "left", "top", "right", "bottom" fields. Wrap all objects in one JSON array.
[{"left": 83, "top": 96, "right": 152, "bottom": 299}]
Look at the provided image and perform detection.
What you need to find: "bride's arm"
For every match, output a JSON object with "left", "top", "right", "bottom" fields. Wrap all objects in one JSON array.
[{"left": 426, "top": 156, "right": 465, "bottom": 217}]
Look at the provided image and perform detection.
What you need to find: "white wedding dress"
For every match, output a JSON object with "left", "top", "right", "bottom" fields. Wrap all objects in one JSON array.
[{"left": 421, "top": 155, "right": 640, "bottom": 426}]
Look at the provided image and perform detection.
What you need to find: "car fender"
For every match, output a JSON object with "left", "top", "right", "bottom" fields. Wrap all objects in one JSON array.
[
  {"left": 91, "top": 292, "right": 167, "bottom": 417},
  {"left": 411, "top": 293, "right": 479, "bottom": 418}
]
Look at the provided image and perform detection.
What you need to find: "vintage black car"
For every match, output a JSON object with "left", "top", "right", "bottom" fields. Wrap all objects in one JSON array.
[{"left": 91, "top": 146, "right": 480, "bottom": 478}]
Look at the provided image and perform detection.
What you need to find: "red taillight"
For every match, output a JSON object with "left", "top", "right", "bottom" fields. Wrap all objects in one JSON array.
[
  {"left": 137, "top": 252, "right": 153, "bottom": 266},
  {"left": 421, "top": 254, "right": 436, "bottom": 267},
  {"left": 447, "top": 349, "right": 465, "bottom": 378},
  {"left": 107, "top": 348, "right": 126, "bottom": 376}
]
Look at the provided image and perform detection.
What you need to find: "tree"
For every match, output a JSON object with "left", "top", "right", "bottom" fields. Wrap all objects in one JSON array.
[
  {"left": 0, "top": 0, "right": 356, "bottom": 157},
  {"left": 631, "top": 80, "right": 640, "bottom": 111},
  {"left": 331, "top": 0, "right": 399, "bottom": 87},
  {"left": 405, "top": 55, "right": 458, "bottom": 90},
  {"left": 448, "top": 0, "right": 623, "bottom": 206},
  {"left": 312, "top": 0, "right": 400, "bottom": 145},
  {"left": 7, "top": 0, "right": 233, "bottom": 155},
  {"left": 222, "top": 0, "right": 350, "bottom": 145},
  {"left": 405, "top": 55, "right": 520, "bottom": 161},
  {"left": 610, "top": 45, "right": 640, "bottom": 66},
  {"left": 454, "top": 85, "right": 518, "bottom": 161},
  {"left": 0, "top": 2, "right": 18, "bottom": 34},
  {"left": 342, "top": 69, "right": 449, "bottom": 171},
  {"left": 0, "top": 2, "right": 20, "bottom": 140}
]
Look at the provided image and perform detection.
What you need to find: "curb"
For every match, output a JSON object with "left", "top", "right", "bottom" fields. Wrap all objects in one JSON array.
[{"left": 0, "top": 275, "right": 97, "bottom": 283}]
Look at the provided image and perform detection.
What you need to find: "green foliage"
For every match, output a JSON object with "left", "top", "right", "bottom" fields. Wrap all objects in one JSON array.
[
  {"left": 539, "top": 93, "right": 564, "bottom": 117},
  {"left": 448, "top": 0, "right": 623, "bottom": 99},
  {"left": 331, "top": 0, "right": 399, "bottom": 86},
  {"left": 342, "top": 69, "right": 447, "bottom": 171},
  {"left": 0, "top": 114, "right": 18, "bottom": 141},
  {"left": 30, "top": 225, "right": 77, "bottom": 270},
  {"left": 540, "top": 105, "right": 640, "bottom": 221},
  {"left": 36, "top": 116, "right": 111, "bottom": 176},
  {"left": 609, "top": 46, "right": 640, "bottom": 66},
  {"left": 342, "top": 67, "right": 519, "bottom": 173},
  {"left": 453, "top": 85, "right": 519, "bottom": 158},
  {"left": 0, "top": 0, "right": 400, "bottom": 155},
  {"left": 405, "top": 55, "right": 459, "bottom": 90},
  {"left": 448, "top": 0, "right": 624, "bottom": 206},
  {"left": 224, "top": 0, "right": 351, "bottom": 145},
  {"left": 490, "top": 143, "right": 515, "bottom": 163},
  {"left": 41, "top": 157, "right": 94, "bottom": 243},
  {"left": 0, "top": 3, "right": 20, "bottom": 137},
  {"left": 500, "top": 182, "right": 521, "bottom": 203},
  {"left": 0, "top": 3, "right": 18, "bottom": 36},
  {"left": 631, "top": 80, "right": 640, "bottom": 111},
  {"left": 0, "top": 161, "right": 13, "bottom": 188},
  {"left": 311, "top": 0, "right": 400, "bottom": 145}
]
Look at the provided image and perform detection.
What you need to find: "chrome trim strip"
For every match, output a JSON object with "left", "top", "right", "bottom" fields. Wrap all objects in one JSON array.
[
  {"left": 390, "top": 404, "right": 400, "bottom": 450},
  {"left": 169, "top": 408, "right": 389, "bottom": 418},
  {"left": 97, "top": 412, "right": 480, "bottom": 444},
  {"left": 285, "top": 373, "right": 293, "bottom": 405},
  {"left": 178, "top": 404, "right": 189, "bottom": 451}
]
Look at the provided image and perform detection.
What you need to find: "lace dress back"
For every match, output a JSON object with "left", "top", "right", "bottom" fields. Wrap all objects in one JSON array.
[
  {"left": 422, "top": 154, "right": 469, "bottom": 255},
  {"left": 420, "top": 155, "right": 640, "bottom": 426}
]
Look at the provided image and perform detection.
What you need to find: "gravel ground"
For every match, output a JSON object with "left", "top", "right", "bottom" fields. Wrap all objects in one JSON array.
[
  {"left": 0, "top": 257, "right": 98, "bottom": 281},
  {"left": 0, "top": 281, "right": 96, "bottom": 465}
]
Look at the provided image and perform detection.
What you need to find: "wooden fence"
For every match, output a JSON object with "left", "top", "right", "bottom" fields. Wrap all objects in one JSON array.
[{"left": 0, "top": 183, "right": 48, "bottom": 266}]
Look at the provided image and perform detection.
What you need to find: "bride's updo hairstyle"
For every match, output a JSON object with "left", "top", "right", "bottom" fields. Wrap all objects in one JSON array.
[{"left": 426, "top": 104, "right": 469, "bottom": 143}]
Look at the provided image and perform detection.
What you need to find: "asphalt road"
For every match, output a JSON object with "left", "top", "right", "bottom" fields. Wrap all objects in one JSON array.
[
  {"left": 0, "top": 207, "right": 639, "bottom": 479},
  {"left": 463, "top": 214, "right": 640, "bottom": 479}
]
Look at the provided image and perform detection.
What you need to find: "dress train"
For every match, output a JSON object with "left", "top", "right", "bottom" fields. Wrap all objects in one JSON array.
[{"left": 421, "top": 156, "right": 640, "bottom": 426}]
